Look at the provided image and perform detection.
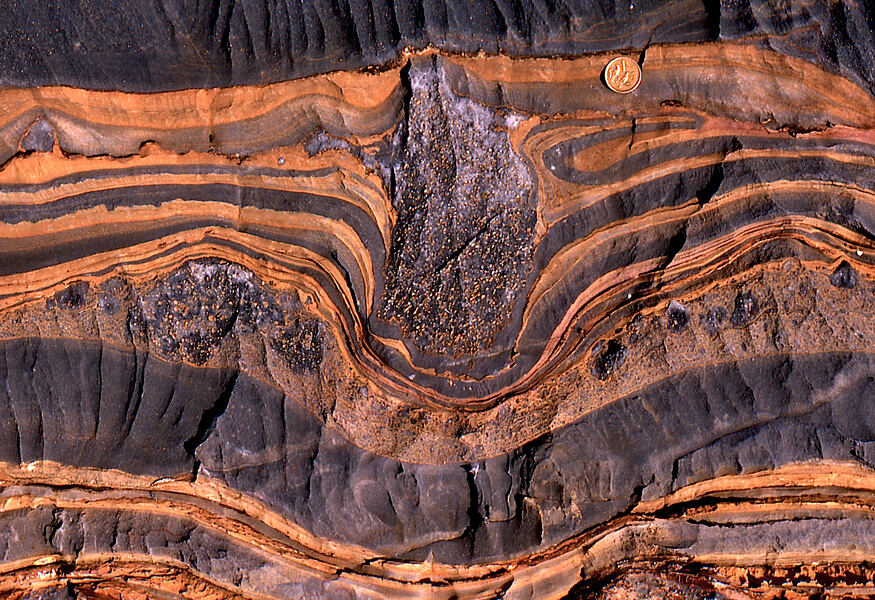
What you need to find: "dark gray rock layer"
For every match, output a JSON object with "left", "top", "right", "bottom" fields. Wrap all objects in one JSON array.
[
  {"left": 1, "top": 336, "right": 873, "bottom": 565},
  {"left": 0, "top": 0, "right": 709, "bottom": 91},
  {"left": 2, "top": 0, "right": 873, "bottom": 93}
]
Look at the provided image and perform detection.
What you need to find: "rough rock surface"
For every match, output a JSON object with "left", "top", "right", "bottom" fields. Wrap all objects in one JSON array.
[{"left": 2, "top": 1, "right": 875, "bottom": 599}]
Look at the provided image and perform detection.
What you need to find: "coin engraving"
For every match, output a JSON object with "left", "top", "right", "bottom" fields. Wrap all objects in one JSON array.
[{"left": 604, "top": 57, "right": 641, "bottom": 94}]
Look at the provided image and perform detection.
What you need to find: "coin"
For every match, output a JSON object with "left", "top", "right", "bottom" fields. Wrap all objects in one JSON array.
[{"left": 604, "top": 57, "right": 641, "bottom": 94}]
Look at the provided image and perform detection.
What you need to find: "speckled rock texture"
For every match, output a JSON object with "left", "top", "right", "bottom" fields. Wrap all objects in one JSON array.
[{"left": 1, "top": 1, "right": 875, "bottom": 598}]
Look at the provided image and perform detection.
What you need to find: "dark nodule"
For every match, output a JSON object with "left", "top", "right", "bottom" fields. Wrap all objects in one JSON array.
[
  {"left": 730, "top": 291, "right": 759, "bottom": 326},
  {"left": 830, "top": 261, "right": 857, "bottom": 289},
  {"left": 666, "top": 300, "right": 691, "bottom": 334},
  {"left": 593, "top": 339, "right": 628, "bottom": 381},
  {"left": 702, "top": 306, "right": 726, "bottom": 335},
  {"left": 54, "top": 282, "right": 89, "bottom": 311}
]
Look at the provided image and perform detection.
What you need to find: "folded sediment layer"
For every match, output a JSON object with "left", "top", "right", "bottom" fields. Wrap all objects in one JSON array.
[
  {"left": 3, "top": 45, "right": 875, "bottom": 409},
  {"left": 2, "top": 30, "right": 875, "bottom": 600}
]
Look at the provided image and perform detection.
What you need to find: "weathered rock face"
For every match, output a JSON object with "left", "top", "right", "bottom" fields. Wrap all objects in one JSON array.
[
  {"left": 379, "top": 56, "right": 536, "bottom": 359},
  {"left": 1, "top": 1, "right": 875, "bottom": 599}
]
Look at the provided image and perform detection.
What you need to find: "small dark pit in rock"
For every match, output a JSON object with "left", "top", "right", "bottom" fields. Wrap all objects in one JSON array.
[
  {"left": 54, "top": 282, "right": 89, "bottom": 310},
  {"left": 830, "top": 261, "right": 857, "bottom": 289},
  {"left": 592, "top": 339, "right": 627, "bottom": 381},
  {"left": 730, "top": 291, "right": 759, "bottom": 326},
  {"left": 666, "top": 300, "right": 690, "bottom": 334},
  {"left": 702, "top": 306, "right": 726, "bottom": 335}
]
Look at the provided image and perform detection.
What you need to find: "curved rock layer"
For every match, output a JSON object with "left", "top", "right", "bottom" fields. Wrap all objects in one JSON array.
[{"left": 2, "top": 13, "right": 875, "bottom": 600}]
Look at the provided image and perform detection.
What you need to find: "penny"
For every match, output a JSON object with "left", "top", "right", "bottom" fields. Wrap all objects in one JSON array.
[{"left": 604, "top": 56, "right": 641, "bottom": 94}]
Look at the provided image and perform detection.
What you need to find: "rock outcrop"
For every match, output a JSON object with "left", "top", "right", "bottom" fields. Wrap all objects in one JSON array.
[{"left": 1, "top": 1, "right": 875, "bottom": 598}]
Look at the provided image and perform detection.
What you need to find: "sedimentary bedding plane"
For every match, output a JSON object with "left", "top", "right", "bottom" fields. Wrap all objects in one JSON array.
[{"left": 2, "top": 1, "right": 875, "bottom": 598}]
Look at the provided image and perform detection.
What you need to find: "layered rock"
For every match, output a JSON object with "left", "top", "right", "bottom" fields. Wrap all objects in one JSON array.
[{"left": 1, "top": 1, "right": 875, "bottom": 598}]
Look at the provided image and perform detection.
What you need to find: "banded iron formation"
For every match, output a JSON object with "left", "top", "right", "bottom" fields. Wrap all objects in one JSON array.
[{"left": 2, "top": 0, "right": 875, "bottom": 598}]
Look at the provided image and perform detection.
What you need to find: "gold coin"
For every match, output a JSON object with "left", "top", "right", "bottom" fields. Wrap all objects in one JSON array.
[{"left": 604, "top": 56, "right": 641, "bottom": 94}]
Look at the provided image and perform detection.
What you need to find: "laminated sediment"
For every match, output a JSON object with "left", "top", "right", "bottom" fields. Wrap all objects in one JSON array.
[{"left": 3, "top": 1, "right": 875, "bottom": 597}]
